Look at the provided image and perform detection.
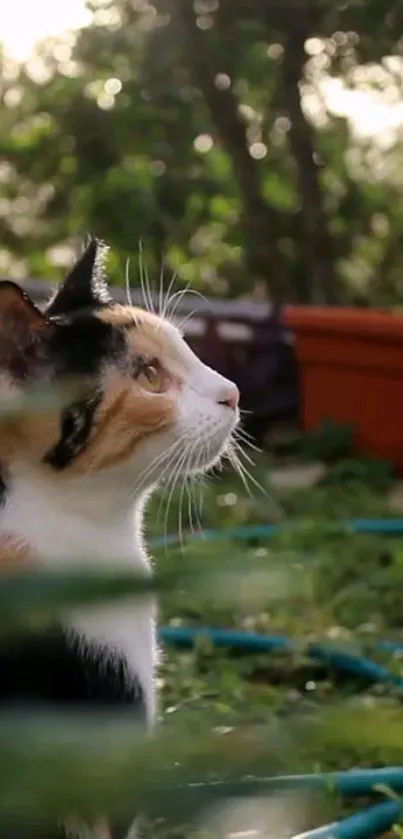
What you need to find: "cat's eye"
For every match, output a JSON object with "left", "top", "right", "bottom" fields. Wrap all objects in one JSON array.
[{"left": 135, "top": 361, "right": 164, "bottom": 393}]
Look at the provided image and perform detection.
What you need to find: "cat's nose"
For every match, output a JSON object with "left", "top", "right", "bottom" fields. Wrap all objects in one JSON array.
[{"left": 218, "top": 384, "right": 240, "bottom": 411}]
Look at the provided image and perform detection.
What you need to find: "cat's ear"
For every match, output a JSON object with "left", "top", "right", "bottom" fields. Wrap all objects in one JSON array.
[
  {"left": 46, "top": 237, "right": 113, "bottom": 317},
  {"left": 0, "top": 281, "right": 47, "bottom": 374}
]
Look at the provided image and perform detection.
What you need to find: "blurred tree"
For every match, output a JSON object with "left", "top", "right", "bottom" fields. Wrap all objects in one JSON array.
[{"left": 1, "top": 0, "right": 403, "bottom": 305}]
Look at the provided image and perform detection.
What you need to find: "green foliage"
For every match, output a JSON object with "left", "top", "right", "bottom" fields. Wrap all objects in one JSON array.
[
  {"left": 0, "top": 712, "right": 293, "bottom": 830},
  {"left": 324, "top": 455, "right": 395, "bottom": 491},
  {"left": 1, "top": 1, "right": 403, "bottom": 303},
  {"left": 299, "top": 419, "right": 355, "bottom": 464}
]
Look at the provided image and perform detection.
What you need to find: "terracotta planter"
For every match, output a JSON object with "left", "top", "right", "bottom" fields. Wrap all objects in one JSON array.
[{"left": 283, "top": 306, "right": 403, "bottom": 472}]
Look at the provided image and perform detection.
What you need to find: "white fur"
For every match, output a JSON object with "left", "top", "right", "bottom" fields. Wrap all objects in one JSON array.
[
  {"left": 0, "top": 321, "right": 239, "bottom": 723},
  {"left": 1, "top": 467, "right": 157, "bottom": 719}
]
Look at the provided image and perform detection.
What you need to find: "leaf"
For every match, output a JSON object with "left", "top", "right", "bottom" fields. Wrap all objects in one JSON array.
[
  {"left": 0, "top": 554, "right": 307, "bottom": 632},
  {"left": 0, "top": 712, "right": 294, "bottom": 830}
]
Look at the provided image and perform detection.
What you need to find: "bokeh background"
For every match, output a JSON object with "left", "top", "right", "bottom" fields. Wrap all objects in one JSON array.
[{"left": 2, "top": 0, "right": 403, "bottom": 307}]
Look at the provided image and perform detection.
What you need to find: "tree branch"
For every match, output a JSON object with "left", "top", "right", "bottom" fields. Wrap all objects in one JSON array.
[
  {"left": 281, "top": 4, "right": 338, "bottom": 303},
  {"left": 174, "top": 0, "right": 286, "bottom": 301}
]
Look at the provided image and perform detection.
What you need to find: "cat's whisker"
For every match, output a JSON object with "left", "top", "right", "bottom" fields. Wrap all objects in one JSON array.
[
  {"left": 199, "top": 474, "right": 207, "bottom": 519},
  {"left": 186, "top": 454, "right": 199, "bottom": 536},
  {"left": 163, "top": 445, "right": 190, "bottom": 551},
  {"left": 143, "top": 247, "right": 156, "bottom": 315},
  {"left": 164, "top": 281, "right": 192, "bottom": 322},
  {"left": 155, "top": 473, "right": 173, "bottom": 532},
  {"left": 176, "top": 439, "right": 199, "bottom": 546},
  {"left": 186, "top": 476, "right": 194, "bottom": 535},
  {"left": 177, "top": 458, "right": 188, "bottom": 544},
  {"left": 187, "top": 438, "right": 213, "bottom": 537},
  {"left": 131, "top": 436, "right": 187, "bottom": 498},
  {"left": 189, "top": 444, "right": 207, "bottom": 535},
  {"left": 161, "top": 271, "right": 178, "bottom": 319},
  {"left": 166, "top": 285, "right": 209, "bottom": 325},
  {"left": 228, "top": 440, "right": 268, "bottom": 499},
  {"left": 158, "top": 442, "right": 189, "bottom": 521},
  {"left": 175, "top": 292, "right": 209, "bottom": 331},
  {"left": 176, "top": 306, "right": 202, "bottom": 335},
  {"left": 233, "top": 434, "right": 263, "bottom": 469},
  {"left": 178, "top": 436, "right": 200, "bottom": 540},
  {"left": 236, "top": 437, "right": 261, "bottom": 457},
  {"left": 235, "top": 424, "right": 260, "bottom": 443},
  {"left": 232, "top": 438, "right": 256, "bottom": 467},
  {"left": 194, "top": 478, "right": 205, "bottom": 533},
  {"left": 232, "top": 437, "right": 286, "bottom": 519},
  {"left": 144, "top": 437, "right": 190, "bottom": 491},
  {"left": 164, "top": 282, "right": 205, "bottom": 322},
  {"left": 194, "top": 445, "right": 208, "bottom": 524},
  {"left": 81, "top": 432, "right": 183, "bottom": 490},
  {"left": 227, "top": 445, "right": 254, "bottom": 499},
  {"left": 156, "top": 453, "right": 183, "bottom": 534},
  {"left": 140, "top": 448, "right": 181, "bottom": 498},
  {"left": 154, "top": 434, "right": 192, "bottom": 531},
  {"left": 158, "top": 259, "right": 165, "bottom": 317},
  {"left": 125, "top": 258, "right": 133, "bottom": 306},
  {"left": 138, "top": 240, "right": 154, "bottom": 314},
  {"left": 151, "top": 444, "right": 197, "bottom": 551},
  {"left": 137, "top": 240, "right": 147, "bottom": 312},
  {"left": 178, "top": 476, "right": 185, "bottom": 547},
  {"left": 234, "top": 426, "right": 262, "bottom": 454}
]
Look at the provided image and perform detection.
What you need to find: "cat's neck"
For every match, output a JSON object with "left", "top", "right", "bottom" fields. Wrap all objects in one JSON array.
[{"left": 0, "top": 462, "right": 150, "bottom": 568}]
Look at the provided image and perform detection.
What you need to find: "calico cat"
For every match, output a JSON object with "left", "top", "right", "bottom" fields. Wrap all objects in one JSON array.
[{"left": 0, "top": 239, "right": 239, "bottom": 834}]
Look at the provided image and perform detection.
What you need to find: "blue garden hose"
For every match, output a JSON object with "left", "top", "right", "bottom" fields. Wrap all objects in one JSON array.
[
  {"left": 155, "top": 518, "right": 403, "bottom": 837},
  {"left": 296, "top": 800, "right": 402, "bottom": 839},
  {"left": 159, "top": 625, "right": 403, "bottom": 688},
  {"left": 157, "top": 516, "right": 403, "bottom": 690},
  {"left": 150, "top": 517, "right": 403, "bottom": 548},
  {"left": 156, "top": 517, "right": 403, "bottom": 688},
  {"left": 182, "top": 773, "right": 403, "bottom": 838},
  {"left": 186, "top": 766, "right": 403, "bottom": 797}
]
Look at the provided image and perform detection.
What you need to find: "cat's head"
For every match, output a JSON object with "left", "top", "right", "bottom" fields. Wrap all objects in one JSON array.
[{"left": 0, "top": 239, "right": 239, "bottom": 488}]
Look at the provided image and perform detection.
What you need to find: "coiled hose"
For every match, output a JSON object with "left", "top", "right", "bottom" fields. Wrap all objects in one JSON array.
[{"left": 153, "top": 519, "right": 403, "bottom": 838}]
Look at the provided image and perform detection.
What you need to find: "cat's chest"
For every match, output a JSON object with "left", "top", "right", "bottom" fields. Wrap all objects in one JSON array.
[
  {"left": 0, "top": 481, "right": 157, "bottom": 720},
  {"left": 0, "top": 479, "right": 143, "bottom": 568},
  {"left": 9, "top": 511, "right": 140, "bottom": 567}
]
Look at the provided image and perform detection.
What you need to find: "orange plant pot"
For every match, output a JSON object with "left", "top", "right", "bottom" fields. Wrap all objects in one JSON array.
[{"left": 283, "top": 306, "right": 403, "bottom": 472}]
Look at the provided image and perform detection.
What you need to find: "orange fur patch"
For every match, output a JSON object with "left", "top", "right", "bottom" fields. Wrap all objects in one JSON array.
[
  {"left": 70, "top": 369, "right": 176, "bottom": 472},
  {"left": 97, "top": 304, "right": 140, "bottom": 328},
  {"left": 0, "top": 380, "right": 94, "bottom": 467},
  {"left": 0, "top": 368, "right": 176, "bottom": 476},
  {"left": 0, "top": 411, "right": 60, "bottom": 467},
  {"left": 98, "top": 306, "right": 188, "bottom": 378}
]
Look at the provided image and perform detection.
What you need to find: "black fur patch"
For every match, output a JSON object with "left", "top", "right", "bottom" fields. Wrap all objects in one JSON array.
[
  {"left": 46, "top": 238, "right": 112, "bottom": 317},
  {"left": 43, "top": 314, "right": 127, "bottom": 469},
  {"left": 47, "top": 312, "right": 125, "bottom": 379},
  {"left": 44, "top": 391, "right": 101, "bottom": 470},
  {"left": 0, "top": 625, "right": 145, "bottom": 712}
]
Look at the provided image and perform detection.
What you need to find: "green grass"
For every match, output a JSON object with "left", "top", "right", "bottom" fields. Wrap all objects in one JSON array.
[{"left": 149, "top": 453, "right": 403, "bottom": 775}]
